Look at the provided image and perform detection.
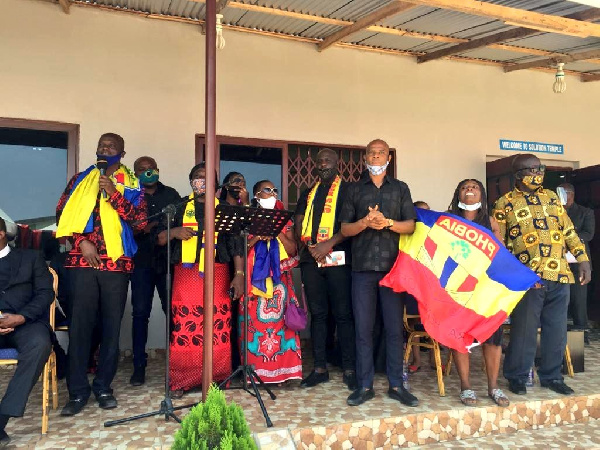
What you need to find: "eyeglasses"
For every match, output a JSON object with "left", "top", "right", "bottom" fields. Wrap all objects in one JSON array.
[
  {"left": 257, "top": 187, "right": 278, "bottom": 195},
  {"left": 517, "top": 164, "right": 546, "bottom": 174}
]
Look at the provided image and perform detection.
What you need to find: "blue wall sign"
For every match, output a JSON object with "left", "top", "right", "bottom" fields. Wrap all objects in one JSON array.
[{"left": 500, "top": 139, "right": 564, "bottom": 155}]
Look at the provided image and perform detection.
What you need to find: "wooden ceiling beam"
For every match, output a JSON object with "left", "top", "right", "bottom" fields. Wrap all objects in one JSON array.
[
  {"left": 504, "top": 48, "right": 600, "bottom": 72},
  {"left": 418, "top": 8, "right": 600, "bottom": 63},
  {"left": 188, "top": 1, "right": 600, "bottom": 61},
  {"left": 318, "top": 1, "right": 415, "bottom": 51},
  {"left": 400, "top": 0, "right": 600, "bottom": 37},
  {"left": 66, "top": 0, "right": 586, "bottom": 77},
  {"left": 581, "top": 72, "right": 600, "bottom": 82},
  {"left": 58, "top": 0, "right": 70, "bottom": 14}
]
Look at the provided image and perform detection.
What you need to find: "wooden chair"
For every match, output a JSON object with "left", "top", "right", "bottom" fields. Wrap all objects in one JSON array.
[
  {"left": 0, "top": 267, "right": 59, "bottom": 434},
  {"left": 403, "top": 305, "right": 446, "bottom": 396}
]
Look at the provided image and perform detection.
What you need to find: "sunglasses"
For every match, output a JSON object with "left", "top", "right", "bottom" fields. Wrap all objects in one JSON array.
[
  {"left": 517, "top": 164, "right": 546, "bottom": 173},
  {"left": 256, "top": 187, "right": 278, "bottom": 195}
]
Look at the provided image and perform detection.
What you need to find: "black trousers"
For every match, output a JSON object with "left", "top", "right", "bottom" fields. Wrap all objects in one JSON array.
[
  {"left": 67, "top": 268, "right": 129, "bottom": 399},
  {"left": 130, "top": 266, "right": 168, "bottom": 367},
  {"left": 504, "top": 280, "right": 569, "bottom": 383},
  {"left": 568, "top": 264, "right": 588, "bottom": 330},
  {"left": 352, "top": 271, "right": 404, "bottom": 388},
  {"left": 301, "top": 262, "right": 355, "bottom": 371},
  {"left": 0, "top": 322, "right": 52, "bottom": 417}
]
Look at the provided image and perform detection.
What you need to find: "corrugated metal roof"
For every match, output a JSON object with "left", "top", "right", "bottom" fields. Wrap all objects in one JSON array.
[
  {"left": 508, "top": 34, "right": 600, "bottom": 53},
  {"left": 459, "top": 47, "right": 543, "bottom": 62},
  {"left": 74, "top": 0, "right": 600, "bottom": 74},
  {"left": 347, "top": 33, "right": 433, "bottom": 52}
]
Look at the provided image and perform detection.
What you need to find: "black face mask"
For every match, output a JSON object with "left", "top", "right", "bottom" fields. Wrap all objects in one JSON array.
[
  {"left": 317, "top": 167, "right": 336, "bottom": 181},
  {"left": 227, "top": 186, "right": 242, "bottom": 199}
]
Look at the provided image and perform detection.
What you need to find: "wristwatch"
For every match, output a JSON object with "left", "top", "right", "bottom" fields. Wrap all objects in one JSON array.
[{"left": 385, "top": 218, "right": 394, "bottom": 229}]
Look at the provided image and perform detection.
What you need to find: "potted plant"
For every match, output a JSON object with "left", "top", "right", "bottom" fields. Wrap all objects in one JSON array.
[{"left": 172, "top": 384, "right": 257, "bottom": 450}]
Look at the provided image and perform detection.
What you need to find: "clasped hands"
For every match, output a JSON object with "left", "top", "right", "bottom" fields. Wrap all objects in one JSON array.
[
  {"left": 0, "top": 313, "right": 25, "bottom": 335},
  {"left": 362, "top": 205, "right": 389, "bottom": 230}
]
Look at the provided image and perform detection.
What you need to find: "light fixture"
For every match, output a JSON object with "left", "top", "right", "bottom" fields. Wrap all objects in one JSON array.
[
  {"left": 553, "top": 63, "right": 566, "bottom": 94},
  {"left": 216, "top": 14, "right": 225, "bottom": 50}
]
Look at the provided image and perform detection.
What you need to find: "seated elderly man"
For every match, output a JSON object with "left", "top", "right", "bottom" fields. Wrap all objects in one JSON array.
[{"left": 0, "top": 217, "right": 54, "bottom": 447}]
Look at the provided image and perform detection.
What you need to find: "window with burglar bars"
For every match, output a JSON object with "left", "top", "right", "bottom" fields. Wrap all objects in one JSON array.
[{"left": 287, "top": 144, "right": 395, "bottom": 211}]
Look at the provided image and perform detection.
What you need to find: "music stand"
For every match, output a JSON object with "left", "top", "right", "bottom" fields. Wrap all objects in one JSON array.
[
  {"left": 105, "top": 196, "right": 199, "bottom": 428},
  {"left": 216, "top": 204, "right": 293, "bottom": 428}
]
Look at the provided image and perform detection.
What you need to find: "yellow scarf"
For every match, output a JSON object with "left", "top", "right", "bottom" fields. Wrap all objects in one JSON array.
[
  {"left": 301, "top": 175, "right": 341, "bottom": 243},
  {"left": 56, "top": 165, "right": 140, "bottom": 262},
  {"left": 181, "top": 195, "right": 219, "bottom": 274}
]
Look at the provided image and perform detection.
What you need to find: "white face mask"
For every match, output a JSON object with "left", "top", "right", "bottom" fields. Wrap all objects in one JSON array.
[
  {"left": 458, "top": 201, "right": 481, "bottom": 211},
  {"left": 365, "top": 161, "right": 389, "bottom": 176},
  {"left": 257, "top": 196, "right": 277, "bottom": 209},
  {"left": 556, "top": 187, "right": 568, "bottom": 206}
]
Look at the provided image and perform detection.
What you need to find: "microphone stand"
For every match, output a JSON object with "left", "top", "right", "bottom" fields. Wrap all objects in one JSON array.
[{"left": 104, "top": 195, "right": 201, "bottom": 427}]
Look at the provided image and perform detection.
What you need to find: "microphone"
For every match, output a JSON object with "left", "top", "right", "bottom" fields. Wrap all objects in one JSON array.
[{"left": 96, "top": 158, "right": 108, "bottom": 199}]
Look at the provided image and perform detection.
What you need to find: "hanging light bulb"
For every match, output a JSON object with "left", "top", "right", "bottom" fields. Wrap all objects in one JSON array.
[
  {"left": 216, "top": 14, "right": 225, "bottom": 50},
  {"left": 553, "top": 62, "right": 566, "bottom": 94}
]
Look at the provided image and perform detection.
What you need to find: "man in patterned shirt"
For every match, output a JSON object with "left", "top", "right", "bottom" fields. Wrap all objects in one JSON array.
[
  {"left": 56, "top": 133, "right": 147, "bottom": 415},
  {"left": 493, "top": 154, "right": 590, "bottom": 396}
]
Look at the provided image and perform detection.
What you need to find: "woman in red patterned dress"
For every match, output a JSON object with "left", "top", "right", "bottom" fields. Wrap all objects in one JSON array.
[
  {"left": 239, "top": 180, "right": 302, "bottom": 384},
  {"left": 158, "top": 163, "right": 244, "bottom": 395}
]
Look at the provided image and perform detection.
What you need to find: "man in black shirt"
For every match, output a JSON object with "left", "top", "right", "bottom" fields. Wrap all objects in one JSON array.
[
  {"left": 129, "top": 157, "right": 181, "bottom": 386},
  {"left": 559, "top": 183, "right": 595, "bottom": 344},
  {"left": 295, "top": 148, "right": 356, "bottom": 391},
  {"left": 340, "top": 139, "right": 418, "bottom": 407}
]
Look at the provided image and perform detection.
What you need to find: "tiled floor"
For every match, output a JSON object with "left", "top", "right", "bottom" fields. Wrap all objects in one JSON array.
[
  {"left": 1, "top": 337, "right": 599, "bottom": 448},
  {"left": 423, "top": 420, "right": 600, "bottom": 449}
]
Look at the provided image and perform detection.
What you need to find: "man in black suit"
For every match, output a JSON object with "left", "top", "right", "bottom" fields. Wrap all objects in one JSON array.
[
  {"left": 559, "top": 183, "right": 596, "bottom": 344},
  {"left": 0, "top": 217, "right": 54, "bottom": 447}
]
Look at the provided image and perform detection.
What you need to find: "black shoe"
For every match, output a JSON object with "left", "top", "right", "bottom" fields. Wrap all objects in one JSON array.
[
  {"left": 300, "top": 370, "right": 329, "bottom": 388},
  {"left": 508, "top": 380, "right": 527, "bottom": 395},
  {"left": 347, "top": 388, "right": 375, "bottom": 406},
  {"left": 0, "top": 429, "right": 10, "bottom": 448},
  {"left": 343, "top": 371, "right": 358, "bottom": 391},
  {"left": 130, "top": 366, "right": 146, "bottom": 386},
  {"left": 540, "top": 380, "right": 574, "bottom": 395},
  {"left": 96, "top": 392, "right": 118, "bottom": 409},
  {"left": 61, "top": 396, "right": 88, "bottom": 416},
  {"left": 388, "top": 386, "right": 419, "bottom": 407}
]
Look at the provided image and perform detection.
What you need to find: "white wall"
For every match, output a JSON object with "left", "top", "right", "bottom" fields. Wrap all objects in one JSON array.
[{"left": 2, "top": 0, "right": 599, "bottom": 349}]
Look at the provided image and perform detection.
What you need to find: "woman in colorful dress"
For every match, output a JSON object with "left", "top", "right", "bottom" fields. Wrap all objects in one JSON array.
[
  {"left": 158, "top": 163, "right": 244, "bottom": 395},
  {"left": 448, "top": 179, "right": 509, "bottom": 408},
  {"left": 239, "top": 179, "right": 302, "bottom": 384}
]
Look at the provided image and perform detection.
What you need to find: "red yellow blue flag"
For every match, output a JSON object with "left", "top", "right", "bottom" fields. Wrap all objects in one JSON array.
[{"left": 380, "top": 208, "right": 539, "bottom": 353}]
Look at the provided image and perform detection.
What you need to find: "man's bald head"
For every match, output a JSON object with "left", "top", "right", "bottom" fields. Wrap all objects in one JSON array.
[
  {"left": 134, "top": 156, "right": 158, "bottom": 173},
  {"left": 367, "top": 139, "right": 390, "bottom": 153},
  {"left": 511, "top": 153, "right": 540, "bottom": 175},
  {"left": 317, "top": 147, "right": 338, "bottom": 162}
]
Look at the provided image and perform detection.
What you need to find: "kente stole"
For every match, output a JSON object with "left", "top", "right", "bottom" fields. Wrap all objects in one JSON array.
[
  {"left": 181, "top": 195, "right": 219, "bottom": 275},
  {"left": 300, "top": 175, "right": 341, "bottom": 243}
]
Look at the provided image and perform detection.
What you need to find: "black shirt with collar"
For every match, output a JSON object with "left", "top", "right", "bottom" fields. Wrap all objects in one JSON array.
[
  {"left": 134, "top": 181, "right": 182, "bottom": 271},
  {"left": 339, "top": 174, "right": 415, "bottom": 272},
  {"left": 295, "top": 179, "right": 351, "bottom": 264}
]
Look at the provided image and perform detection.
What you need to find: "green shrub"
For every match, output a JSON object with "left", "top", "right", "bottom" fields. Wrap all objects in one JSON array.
[{"left": 172, "top": 384, "right": 257, "bottom": 450}]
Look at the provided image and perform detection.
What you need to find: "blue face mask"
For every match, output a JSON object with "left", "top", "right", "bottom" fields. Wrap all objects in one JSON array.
[
  {"left": 139, "top": 169, "right": 159, "bottom": 185},
  {"left": 96, "top": 153, "right": 122, "bottom": 167}
]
